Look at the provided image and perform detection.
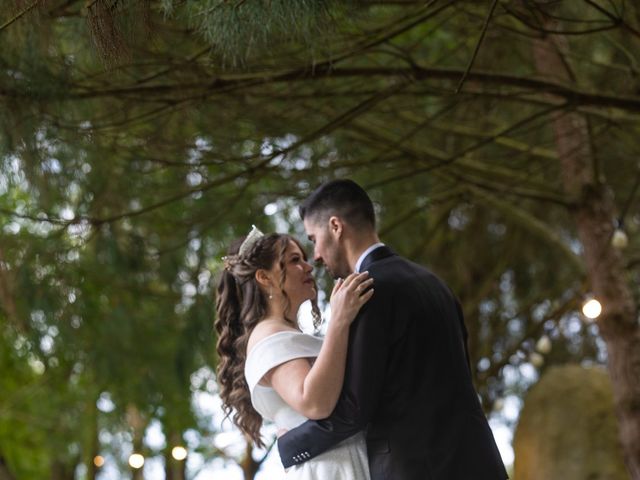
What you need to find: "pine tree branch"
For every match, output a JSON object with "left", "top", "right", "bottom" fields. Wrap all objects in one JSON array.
[
  {"left": 469, "top": 187, "right": 584, "bottom": 273},
  {"left": 3, "top": 82, "right": 408, "bottom": 227},
  {"left": 85, "top": 159, "right": 274, "bottom": 226},
  {"left": 16, "top": 65, "right": 639, "bottom": 113},
  {"left": 331, "top": 0, "right": 454, "bottom": 64},
  {"left": 396, "top": 111, "right": 558, "bottom": 160},
  {"left": 342, "top": 120, "right": 570, "bottom": 206},
  {"left": 620, "top": 163, "right": 640, "bottom": 222},
  {"left": 378, "top": 186, "right": 465, "bottom": 237},
  {"left": 504, "top": 5, "right": 622, "bottom": 36},
  {"left": 583, "top": 0, "right": 640, "bottom": 39},
  {"left": 0, "top": 0, "right": 39, "bottom": 32},
  {"left": 456, "top": 0, "right": 499, "bottom": 94},
  {"left": 367, "top": 103, "right": 569, "bottom": 188},
  {"left": 344, "top": 115, "right": 558, "bottom": 194},
  {"left": 477, "top": 292, "right": 582, "bottom": 383}
]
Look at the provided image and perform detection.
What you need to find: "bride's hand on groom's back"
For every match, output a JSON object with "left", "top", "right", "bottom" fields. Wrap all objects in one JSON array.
[{"left": 329, "top": 272, "right": 374, "bottom": 329}]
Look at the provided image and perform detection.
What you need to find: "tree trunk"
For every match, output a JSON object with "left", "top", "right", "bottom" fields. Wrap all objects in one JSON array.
[
  {"left": 240, "top": 439, "right": 260, "bottom": 480},
  {"left": 0, "top": 247, "right": 22, "bottom": 331},
  {"left": 164, "top": 448, "right": 174, "bottom": 480},
  {"left": 164, "top": 431, "right": 186, "bottom": 480},
  {"left": 164, "top": 449, "right": 174, "bottom": 480},
  {"left": 131, "top": 466, "right": 143, "bottom": 480},
  {"left": 127, "top": 404, "right": 146, "bottom": 480},
  {"left": 83, "top": 396, "right": 100, "bottom": 480},
  {"left": 532, "top": 22, "right": 640, "bottom": 480},
  {"left": 131, "top": 452, "right": 144, "bottom": 480},
  {"left": 0, "top": 456, "right": 16, "bottom": 480},
  {"left": 50, "top": 459, "right": 74, "bottom": 480}
]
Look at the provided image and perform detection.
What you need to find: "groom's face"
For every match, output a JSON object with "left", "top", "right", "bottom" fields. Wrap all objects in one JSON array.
[{"left": 304, "top": 216, "right": 349, "bottom": 279}]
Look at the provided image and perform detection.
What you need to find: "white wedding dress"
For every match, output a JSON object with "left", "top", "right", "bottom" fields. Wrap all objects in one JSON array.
[{"left": 245, "top": 330, "right": 371, "bottom": 480}]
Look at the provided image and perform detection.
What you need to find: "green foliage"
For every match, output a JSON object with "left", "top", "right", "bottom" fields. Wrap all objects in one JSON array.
[
  {"left": 177, "top": 0, "right": 358, "bottom": 63},
  {"left": 0, "top": 327, "right": 51, "bottom": 479},
  {"left": 1, "top": 0, "right": 639, "bottom": 476}
]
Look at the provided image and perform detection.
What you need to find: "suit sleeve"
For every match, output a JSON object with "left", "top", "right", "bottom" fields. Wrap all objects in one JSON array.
[{"left": 277, "top": 283, "right": 392, "bottom": 468}]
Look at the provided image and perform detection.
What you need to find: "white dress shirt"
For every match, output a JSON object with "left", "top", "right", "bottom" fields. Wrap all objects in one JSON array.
[{"left": 354, "top": 242, "right": 386, "bottom": 273}]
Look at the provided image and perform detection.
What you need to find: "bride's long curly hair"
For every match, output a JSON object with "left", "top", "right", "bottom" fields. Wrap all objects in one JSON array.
[{"left": 215, "top": 233, "right": 321, "bottom": 446}]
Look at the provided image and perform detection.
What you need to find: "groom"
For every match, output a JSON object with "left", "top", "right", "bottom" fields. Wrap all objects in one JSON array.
[{"left": 278, "top": 179, "right": 508, "bottom": 480}]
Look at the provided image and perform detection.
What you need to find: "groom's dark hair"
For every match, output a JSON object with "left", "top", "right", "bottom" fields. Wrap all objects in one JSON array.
[{"left": 299, "top": 179, "right": 376, "bottom": 229}]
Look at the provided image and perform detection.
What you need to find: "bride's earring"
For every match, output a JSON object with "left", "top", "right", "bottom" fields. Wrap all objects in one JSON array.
[{"left": 269, "top": 286, "right": 273, "bottom": 300}]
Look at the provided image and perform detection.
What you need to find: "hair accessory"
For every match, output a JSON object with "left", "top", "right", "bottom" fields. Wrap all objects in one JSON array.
[
  {"left": 238, "top": 225, "right": 264, "bottom": 257},
  {"left": 221, "top": 256, "right": 233, "bottom": 271},
  {"left": 221, "top": 225, "right": 265, "bottom": 271}
]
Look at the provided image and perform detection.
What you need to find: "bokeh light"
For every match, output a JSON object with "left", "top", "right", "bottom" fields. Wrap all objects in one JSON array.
[
  {"left": 128, "top": 454, "right": 144, "bottom": 469},
  {"left": 582, "top": 298, "right": 602, "bottom": 320},
  {"left": 172, "top": 446, "right": 188, "bottom": 461}
]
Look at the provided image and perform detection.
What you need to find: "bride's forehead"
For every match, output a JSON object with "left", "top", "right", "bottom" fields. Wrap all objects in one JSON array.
[
  {"left": 285, "top": 240, "right": 310, "bottom": 259},
  {"left": 285, "top": 240, "right": 303, "bottom": 254}
]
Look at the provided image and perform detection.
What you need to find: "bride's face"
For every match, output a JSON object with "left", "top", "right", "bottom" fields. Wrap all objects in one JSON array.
[{"left": 277, "top": 241, "right": 316, "bottom": 307}]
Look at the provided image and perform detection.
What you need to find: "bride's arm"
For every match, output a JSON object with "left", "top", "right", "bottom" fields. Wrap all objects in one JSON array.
[{"left": 265, "top": 272, "right": 373, "bottom": 420}]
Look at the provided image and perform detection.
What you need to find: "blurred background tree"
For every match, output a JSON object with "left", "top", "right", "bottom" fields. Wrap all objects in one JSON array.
[
  {"left": 514, "top": 364, "right": 628, "bottom": 480},
  {"left": 1, "top": 0, "right": 639, "bottom": 478}
]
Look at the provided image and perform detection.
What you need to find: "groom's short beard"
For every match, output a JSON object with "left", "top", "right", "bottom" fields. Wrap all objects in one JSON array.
[
  {"left": 329, "top": 268, "right": 347, "bottom": 280},
  {"left": 329, "top": 250, "right": 351, "bottom": 280}
]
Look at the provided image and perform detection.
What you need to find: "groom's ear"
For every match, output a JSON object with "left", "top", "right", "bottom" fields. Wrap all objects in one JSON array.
[{"left": 328, "top": 216, "right": 343, "bottom": 238}]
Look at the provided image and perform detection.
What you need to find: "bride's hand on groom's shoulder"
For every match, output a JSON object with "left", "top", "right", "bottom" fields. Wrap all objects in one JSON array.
[{"left": 329, "top": 272, "right": 374, "bottom": 329}]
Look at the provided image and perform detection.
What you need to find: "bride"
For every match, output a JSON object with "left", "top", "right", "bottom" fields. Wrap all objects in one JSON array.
[{"left": 215, "top": 226, "right": 373, "bottom": 479}]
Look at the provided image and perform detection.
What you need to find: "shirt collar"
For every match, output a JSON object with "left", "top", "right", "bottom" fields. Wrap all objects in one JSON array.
[{"left": 355, "top": 243, "right": 386, "bottom": 273}]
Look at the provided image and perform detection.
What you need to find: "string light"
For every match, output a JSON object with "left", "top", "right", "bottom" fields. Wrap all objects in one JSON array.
[
  {"left": 582, "top": 298, "right": 602, "bottom": 320},
  {"left": 128, "top": 454, "right": 144, "bottom": 469},
  {"left": 611, "top": 228, "right": 628, "bottom": 249},
  {"left": 171, "top": 446, "right": 188, "bottom": 461},
  {"left": 529, "top": 352, "right": 544, "bottom": 368},
  {"left": 535, "top": 335, "right": 552, "bottom": 354},
  {"left": 93, "top": 456, "right": 105, "bottom": 468}
]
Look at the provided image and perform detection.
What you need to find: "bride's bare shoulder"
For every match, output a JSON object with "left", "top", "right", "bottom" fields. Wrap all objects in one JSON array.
[{"left": 247, "top": 319, "right": 298, "bottom": 353}]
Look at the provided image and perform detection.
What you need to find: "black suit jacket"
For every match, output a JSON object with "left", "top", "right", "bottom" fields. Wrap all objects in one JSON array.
[{"left": 278, "top": 246, "right": 508, "bottom": 480}]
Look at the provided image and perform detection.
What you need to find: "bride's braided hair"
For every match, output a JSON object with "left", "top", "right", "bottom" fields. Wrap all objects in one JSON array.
[{"left": 215, "top": 233, "right": 321, "bottom": 446}]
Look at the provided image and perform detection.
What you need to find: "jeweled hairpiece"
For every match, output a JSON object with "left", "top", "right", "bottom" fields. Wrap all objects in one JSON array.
[
  {"left": 221, "top": 225, "right": 264, "bottom": 271},
  {"left": 238, "top": 225, "right": 264, "bottom": 257}
]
